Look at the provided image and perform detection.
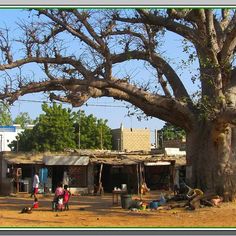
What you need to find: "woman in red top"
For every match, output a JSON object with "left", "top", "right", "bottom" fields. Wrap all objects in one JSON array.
[{"left": 63, "top": 185, "right": 71, "bottom": 211}]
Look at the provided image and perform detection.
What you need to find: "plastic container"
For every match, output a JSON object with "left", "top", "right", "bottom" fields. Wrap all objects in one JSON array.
[
  {"left": 121, "top": 184, "right": 127, "bottom": 191},
  {"left": 121, "top": 194, "right": 132, "bottom": 209},
  {"left": 131, "top": 200, "right": 142, "bottom": 209},
  {"left": 159, "top": 193, "right": 166, "bottom": 205},
  {"left": 140, "top": 204, "right": 147, "bottom": 210},
  {"left": 149, "top": 201, "right": 159, "bottom": 209},
  {"left": 33, "top": 202, "right": 39, "bottom": 209}
]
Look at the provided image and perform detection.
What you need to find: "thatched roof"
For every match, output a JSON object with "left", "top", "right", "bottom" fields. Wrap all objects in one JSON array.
[
  {"left": 0, "top": 150, "right": 186, "bottom": 166},
  {"left": 89, "top": 154, "right": 186, "bottom": 166},
  {"left": 1, "top": 152, "right": 44, "bottom": 164}
]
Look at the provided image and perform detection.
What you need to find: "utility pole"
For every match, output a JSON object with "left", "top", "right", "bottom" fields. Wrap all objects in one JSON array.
[
  {"left": 78, "top": 110, "right": 81, "bottom": 149},
  {"left": 16, "top": 136, "right": 19, "bottom": 152},
  {"left": 100, "top": 125, "right": 103, "bottom": 150}
]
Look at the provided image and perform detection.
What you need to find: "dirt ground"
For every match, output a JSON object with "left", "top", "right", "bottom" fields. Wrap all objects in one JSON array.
[{"left": 0, "top": 191, "right": 236, "bottom": 228}]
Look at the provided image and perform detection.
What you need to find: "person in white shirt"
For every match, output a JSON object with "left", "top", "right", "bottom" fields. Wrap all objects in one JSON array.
[{"left": 31, "top": 171, "right": 40, "bottom": 199}]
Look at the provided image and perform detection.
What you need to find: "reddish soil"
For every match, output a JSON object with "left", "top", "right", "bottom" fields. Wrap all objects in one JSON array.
[{"left": 0, "top": 192, "right": 236, "bottom": 228}]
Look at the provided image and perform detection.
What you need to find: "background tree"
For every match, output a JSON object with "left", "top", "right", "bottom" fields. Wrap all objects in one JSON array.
[
  {"left": 1, "top": 9, "right": 236, "bottom": 199},
  {"left": 161, "top": 122, "right": 186, "bottom": 141},
  {"left": 10, "top": 104, "right": 112, "bottom": 151},
  {"left": 0, "top": 103, "right": 12, "bottom": 126},
  {"left": 10, "top": 103, "right": 76, "bottom": 152},
  {"left": 74, "top": 110, "right": 112, "bottom": 149},
  {"left": 14, "top": 112, "right": 33, "bottom": 129},
  {"left": 9, "top": 129, "right": 35, "bottom": 152}
]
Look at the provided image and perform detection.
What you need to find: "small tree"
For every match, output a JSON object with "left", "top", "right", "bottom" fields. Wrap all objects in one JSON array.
[
  {"left": 0, "top": 103, "right": 12, "bottom": 126},
  {"left": 14, "top": 112, "right": 33, "bottom": 129},
  {"left": 9, "top": 129, "right": 35, "bottom": 152},
  {"left": 33, "top": 103, "right": 76, "bottom": 151}
]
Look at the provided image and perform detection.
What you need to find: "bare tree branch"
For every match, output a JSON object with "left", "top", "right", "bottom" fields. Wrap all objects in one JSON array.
[
  {"left": 0, "top": 56, "right": 92, "bottom": 79},
  {"left": 220, "top": 9, "right": 231, "bottom": 31},
  {"left": 205, "top": 9, "right": 220, "bottom": 53},
  {"left": 111, "top": 50, "right": 190, "bottom": 101},
  {"left": 37, "top": 10, "right": 102, "bottom": 53},
  {"left": 157, "top": 70, "right": 172, "bottom": 98},
  {"left": 221, "top": 24, "right": 236, "bottom": 63},
  {"left": 135, "top": 9, "right": 202, "bottom": 46},
  {"left": 0, "top": 77, "right": 194, "bottom": 129}
]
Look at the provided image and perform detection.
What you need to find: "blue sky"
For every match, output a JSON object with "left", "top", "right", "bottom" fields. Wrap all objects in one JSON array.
[{"left": 0, "top": 9, "right": 199, "bottom": 141}]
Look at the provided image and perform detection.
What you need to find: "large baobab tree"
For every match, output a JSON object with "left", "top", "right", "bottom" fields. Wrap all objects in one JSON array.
[{"left": 0, "top": 9, "right": 236, "bottom": 200}]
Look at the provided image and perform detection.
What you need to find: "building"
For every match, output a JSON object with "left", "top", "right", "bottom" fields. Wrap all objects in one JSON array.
[
  {"left": 0, "top": 151, "right": 93, "bottom": 195},
  {"left": 162, "top": 138, "right": 186, "bottom": 150},
  {"left": 112, "top": 124, "right": 151, "bottom": 152},
  {"left": 0, "top": 150, "right": 186, "bottom": 196},
  {"left": 0, "top": 125, "right": 24, "bottom": 152},
  {"left": 0, "top": 124, "right": 34, "bottom": 152}
]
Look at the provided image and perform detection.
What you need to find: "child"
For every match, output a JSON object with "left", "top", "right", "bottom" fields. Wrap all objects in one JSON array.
[
  {"left": 57, "top": 195, "right": 64, "bottom": 211},
  {"left": 63, "top": 185, "right": 71, "bottom": 211}
]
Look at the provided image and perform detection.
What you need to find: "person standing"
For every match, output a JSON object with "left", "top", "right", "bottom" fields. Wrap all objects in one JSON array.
[
  {"left": 52, "top": 183, "right": 64, "bottom": 211},
  {"left": 63, "top": 185, "right": 71, "bottom": 211},
  {"left": 31, "top": 171, "right": 40, "bottom": 199}
]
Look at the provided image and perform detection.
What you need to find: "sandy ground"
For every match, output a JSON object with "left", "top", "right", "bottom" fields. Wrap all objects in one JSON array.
[{"left": 0, "top": 191, "right": 236, "bottom": 228}]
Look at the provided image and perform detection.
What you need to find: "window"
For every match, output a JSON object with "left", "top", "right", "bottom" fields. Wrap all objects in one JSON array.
[{"left": 68, "top": 166, "right": 87, "bottom": 187}]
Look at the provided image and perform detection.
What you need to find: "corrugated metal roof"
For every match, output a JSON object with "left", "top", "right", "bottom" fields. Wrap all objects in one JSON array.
[{"left": 43, "top": 155, "right": 89, "bottom": 166}]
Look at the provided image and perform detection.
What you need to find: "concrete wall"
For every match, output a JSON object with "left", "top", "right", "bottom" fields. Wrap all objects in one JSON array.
[
  {"left": 112, "top": 127, "right": 151, "bottom": 152},
  {"left": 122, "top": 128, "right": 151, "bottom": 152},
  {"left": 163, "top": 139, "right": 186, "bottom": 149},
  {"left": 112, "top": 129, "right": 122, "bottom": 150},
  {"left": 0, "top": 156, "right": 12, "bottom": 195},
  {"left": 87, "top": 163, "right": 94, "bottom": 194},
  {"left": 69, "top": 187, "right": 88, "bottom": 195}
]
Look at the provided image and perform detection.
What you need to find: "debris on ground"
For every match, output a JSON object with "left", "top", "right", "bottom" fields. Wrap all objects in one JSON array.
[
  {"left": 20, "top": 207, "right": 32, "bottom": 214},
  {"left": 125, "top": 184, "right": 223, "bottom": 213}
]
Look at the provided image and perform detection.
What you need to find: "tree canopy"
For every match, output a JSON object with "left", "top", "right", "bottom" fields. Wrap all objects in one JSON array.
[
  {"left": 14, "top": 112, "right": 33, "bottom": 128},
  {"left": 74, "top": 110, "right": 112, "bottom": 149},
  {"left": 160, "top": 122, "right": 186, "bottom": 141},
  {"left": 10, "top": 103, "right": 112, "bottom": 152},
  {"left": 10, "top": 103, "right": 76, "bottom": 152}
]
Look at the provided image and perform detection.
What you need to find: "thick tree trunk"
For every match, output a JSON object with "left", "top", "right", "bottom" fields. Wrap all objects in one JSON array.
[{"left": 186, "top": 121, "right": 236, "bottom": 201}]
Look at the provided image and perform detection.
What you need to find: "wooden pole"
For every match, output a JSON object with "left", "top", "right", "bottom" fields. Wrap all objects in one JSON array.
[
  {"left": 139, "top": 163, "right": 143, "bottom": 200},
  {"left": 16, "top": 176, "right": 19, "bottom": 193},
  {"left": 170, "top": 161, "right": 175, "bottom": 191},
  {"left": 98, "top": 163, "right": 103, "bottom": 195},
  {"left": 136, "top": 164, "right": 140, "bottom": 198}
]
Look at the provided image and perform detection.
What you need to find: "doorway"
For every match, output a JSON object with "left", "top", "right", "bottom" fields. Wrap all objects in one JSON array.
[{"left": 52, "top": 166, "right": 64, "bottom": 191}]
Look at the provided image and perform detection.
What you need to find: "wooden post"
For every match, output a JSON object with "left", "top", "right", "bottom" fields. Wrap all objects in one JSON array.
[
  {"left": 98, "top": 163, "right": 104, "bottom": 195},
  {"left": 16, "top": 176, "right": 19, "bottom": 193},
  {"left": 170, "top": 161, "right": 175, "bottom": 191},
  {"left": 136, "top": 164, "right": 140, "bottom": 198},
  {"left": 139, "top": 163, "right": 143, "bottom": 200}
]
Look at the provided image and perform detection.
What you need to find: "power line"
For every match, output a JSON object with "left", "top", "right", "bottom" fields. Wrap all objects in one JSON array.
[{"left": 16, "top": 99, "right": 128, "bottom": 108}]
